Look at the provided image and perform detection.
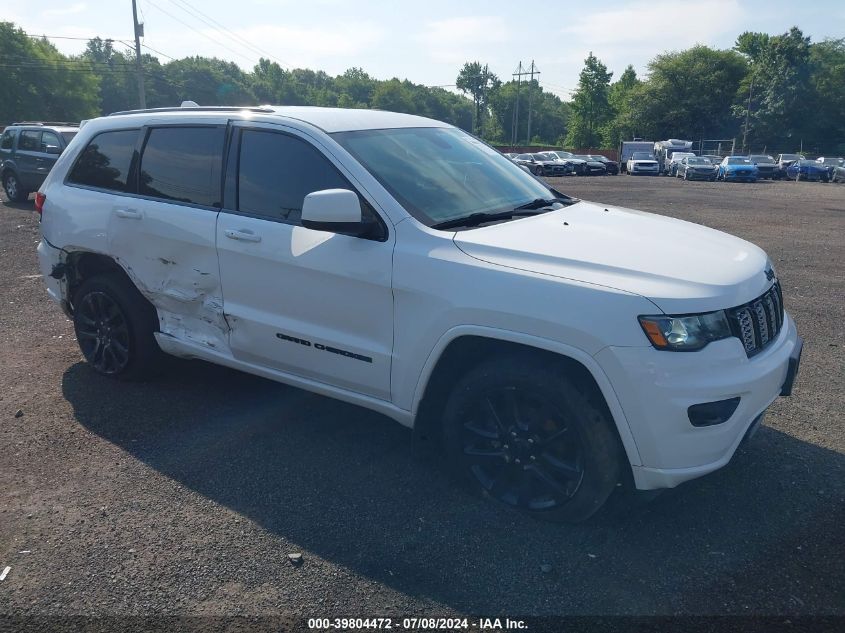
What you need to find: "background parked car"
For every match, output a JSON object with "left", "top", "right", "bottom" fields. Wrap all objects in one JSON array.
[
  {"left": 786, "top": 159, "right": 830, "bottom": 182},
  {"left": 666, "top": 151, "right": 696, "bottom": 176},
  {"left": 544, "top": 150, "right": 587, "bottom": 175},
  {"left": 586, "top": 155, "right": 619, "bottom": 175},
  {"left": 815, "top": 157, "right": 844, "bottom": 181},
  {"left": 513, "top": 153, "right": 570, "bottom": 177},
  {"left": 749, "top": 155, "right": 778, "bottom": 179},
  {"left": 717, "top": 156, "right": 759, "bottom": 182},
  {"left": 1, "top": 122, "right": 78, "bottom": 202},
  {"left": 775, "top": 153, "right": 805, "bottom": 179},
  {"left": 626, "top": 151, "right": 660, "bottom": 175},
  {"left": 572, "top": 155, "right": 608, "bottom": 176},
  {"left": 827, "top": 159, "right": 845, "bottom": 183},
  {"left": 676, "top": 156, "right": 717, "bottom": 181}
]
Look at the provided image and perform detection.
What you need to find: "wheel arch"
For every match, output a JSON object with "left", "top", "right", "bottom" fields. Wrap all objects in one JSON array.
[
  {"left": 62, "top": 250, "right": 137, "bottom": 311},
  {"left": 411, "top": 327, "right": 642, "bottom": 471}
]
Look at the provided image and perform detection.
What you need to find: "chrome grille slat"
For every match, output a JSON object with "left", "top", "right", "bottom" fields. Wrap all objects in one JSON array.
[
  {"left": 754, "top": 301, "right": 770, "bottom": 345},
  {"left": 728, "top": 282, "right": 784, "bottom": 357}
]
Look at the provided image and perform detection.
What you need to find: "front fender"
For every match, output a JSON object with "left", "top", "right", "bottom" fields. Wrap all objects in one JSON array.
[{"left": 410, "top": 324, "right": 644, "bottom": 468}]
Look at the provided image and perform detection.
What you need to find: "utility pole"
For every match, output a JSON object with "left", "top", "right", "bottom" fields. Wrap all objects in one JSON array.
[
  {"left": 526, "top": 60, "right": 540, "bottom": 145},
  {"left": 131, "top": 0, "right": 146, "bottom": 109},
  {"left": 511, "top": 61, "right": 524, "bottom": 149},
  {"left": 476, "top": 64, "right": 489, "bottom": 139},
  {"left": 742, "top": 61, "right": 754, "bottom": 153}
]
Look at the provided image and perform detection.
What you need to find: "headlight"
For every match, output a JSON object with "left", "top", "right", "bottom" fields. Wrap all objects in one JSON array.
[{"left": 638, "top": 311, "right": 732, "bottom": 351}]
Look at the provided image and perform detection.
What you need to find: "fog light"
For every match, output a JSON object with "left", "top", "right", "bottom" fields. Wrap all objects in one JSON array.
[{"left": 688, "top": 397, "right": 741, "bottom": 427}]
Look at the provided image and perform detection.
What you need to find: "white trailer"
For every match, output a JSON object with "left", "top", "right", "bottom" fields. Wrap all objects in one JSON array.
[
  {"left": 654, "top": 139, "right": 694, "bottom": 174},
  {"left": 618, "top": 141, "right": 654, "bottom": 173}
]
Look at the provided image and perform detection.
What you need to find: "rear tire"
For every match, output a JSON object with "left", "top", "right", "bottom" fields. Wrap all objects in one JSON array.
[
  {"left": 72, "top": 273, "right": 162, "bottom": 380},
  {"left": 3, "top": 171, "right": 29, "bottom": 203},
  {"left": 442, "top": 353, "right": 622, "bottom": 523}
]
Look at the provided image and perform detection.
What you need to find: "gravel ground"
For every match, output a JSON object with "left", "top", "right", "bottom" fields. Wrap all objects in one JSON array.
[{"left": 0, "top": 176, "right": 843, "bottom": 627}]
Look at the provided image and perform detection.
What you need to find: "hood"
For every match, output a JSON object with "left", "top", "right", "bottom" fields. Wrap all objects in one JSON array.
[{"left": 453, "top": 201, "right": 771, "bottom": 314}]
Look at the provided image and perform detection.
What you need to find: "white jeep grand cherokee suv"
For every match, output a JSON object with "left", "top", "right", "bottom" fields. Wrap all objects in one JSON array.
[{"left": 36, "top": 105, "right": 802, "bottom": 522}]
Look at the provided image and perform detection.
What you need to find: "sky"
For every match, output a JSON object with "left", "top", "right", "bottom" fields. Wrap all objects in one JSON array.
[{"left": 6, "top": 0, "right": 844, "bottom": 100}]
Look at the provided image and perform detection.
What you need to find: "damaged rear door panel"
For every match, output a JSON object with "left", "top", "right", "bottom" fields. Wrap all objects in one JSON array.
[{"left": 107, "top": 121, "right": 230, "bottom": 351}]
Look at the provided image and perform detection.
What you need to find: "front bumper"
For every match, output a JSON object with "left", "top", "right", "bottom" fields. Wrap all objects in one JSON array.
[
  {"left": 595, "top": 313, "right": 801, "bottom": 490},
  {"left": 724, "top": 171, "right": 758, "bottom": 181}
]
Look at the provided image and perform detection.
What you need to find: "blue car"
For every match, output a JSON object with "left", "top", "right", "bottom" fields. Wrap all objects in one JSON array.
[
  {"left": 717, "top": 156, "right": 758, "bottom": 182},
  {"left": 786, "top": 159, "right": 830, "bottom": 182}
]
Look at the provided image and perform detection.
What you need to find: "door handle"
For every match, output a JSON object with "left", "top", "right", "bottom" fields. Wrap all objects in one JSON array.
[
  {"left": 115, "top": 209, "right": 142, "bottom": 220},
  {"left": 224, "top": 229, "right": 262, "bottom": 243}
]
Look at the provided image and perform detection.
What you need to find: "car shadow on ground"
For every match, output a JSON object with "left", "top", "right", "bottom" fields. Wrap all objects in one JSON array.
[{"left": 61, "top": 359, "right": 845, "bottom": 615}]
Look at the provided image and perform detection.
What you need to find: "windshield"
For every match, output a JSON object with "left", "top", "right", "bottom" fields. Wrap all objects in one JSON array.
[
  {"left": 781, "top": 154, "right": 802, "bottom": 160},
  {"left": 750, "top": 155, "right": 774, "bottom": 162},
  {"left": 533, "top": 153, "right": 551, "bottom": 161},
  {"left": 631, "top": 152, "right": 653, "bottom": 160},
  {"left": 332, "top": 127, "right": 565, "bottom": 227},
  {"left": 61, "top": 131, "right": 78, "bottom": 143},
  {"left": 687, "top": 157, "right": 708, "bottom": 164},
  {"left": 727, "top": 157, "right": 752, "bottom": 165}
]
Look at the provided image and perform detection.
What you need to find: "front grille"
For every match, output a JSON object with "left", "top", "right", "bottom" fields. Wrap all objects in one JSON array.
[{"left": 727, "top": 282, "right": 784, "bottom": 357}]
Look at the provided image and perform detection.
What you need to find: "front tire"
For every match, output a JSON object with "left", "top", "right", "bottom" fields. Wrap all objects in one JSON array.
[
  {"left": 3, "top": 171, "right": 29, "bottom": 203},
  {"left": 72, "top": 274, "right": 162, "bottom": 380},
  {"left": 442, "top": 354, "right": 622, "bottom": 523}
]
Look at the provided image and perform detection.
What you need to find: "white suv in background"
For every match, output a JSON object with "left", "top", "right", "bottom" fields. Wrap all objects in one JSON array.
[{"left": 37, "top": 105, "right": 802, "bottom": 522}]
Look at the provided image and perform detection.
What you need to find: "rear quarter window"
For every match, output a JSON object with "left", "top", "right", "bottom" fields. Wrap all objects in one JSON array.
[{"left": 67, "top": 129, "right": 139, "bottom": 192}]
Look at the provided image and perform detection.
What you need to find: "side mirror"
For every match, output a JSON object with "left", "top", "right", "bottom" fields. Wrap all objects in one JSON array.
[
  {"left": 45, "top": 145, "right": 61, "bottom": 155},
  {"left": 301, "top": 189, "right": 365, "bottom": 235}
]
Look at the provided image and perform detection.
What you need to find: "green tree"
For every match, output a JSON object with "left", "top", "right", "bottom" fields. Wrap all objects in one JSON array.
[
  {"left": 734, "top": 28, "right": 814, "bottom": 150},
  {"left": 0, "top": 22, "right": 99, "bottom": 123},
  {"left": 456, "top": 61, "right": 499, "bottom": 136},
  {"left": 602, "top": 65, "right": 642, "bottom": 147},
  {"left": 565, "top": 53, "right": 612, "bottom": 148},
  {"left": 635, "top": 45, "right": 747, "bottom": 141}
]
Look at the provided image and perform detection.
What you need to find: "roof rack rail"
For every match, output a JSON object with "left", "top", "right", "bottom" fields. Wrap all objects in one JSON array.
[
  {"left": 108, "top": 106, "right": 275, "bottom": 116},
  {"left": 10, "top": 121, "right": 80, "bottom": 127}
]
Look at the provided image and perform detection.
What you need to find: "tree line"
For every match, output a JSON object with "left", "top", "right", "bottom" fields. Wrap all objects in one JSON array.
[{"left": 1, "top": 20, "right": 843, "bottom": 155}]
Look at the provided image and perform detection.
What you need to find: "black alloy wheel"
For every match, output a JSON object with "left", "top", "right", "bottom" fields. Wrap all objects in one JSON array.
[
  {"left": 75, "top": 290, "right": 131, "bottom": 375},
  {"left": 72, "top": 273, "right": 162, "bottom": 380},
  {"left": 443, "top": 354, "right": 622, "bottom": 522},
  {"left": 459, "top": 386, "right": 585, "bottom": 511}
]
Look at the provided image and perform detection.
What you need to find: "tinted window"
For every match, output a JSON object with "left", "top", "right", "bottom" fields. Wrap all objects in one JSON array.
[
  {"left": 139, "top": 126, "right": 224, "bottom": 207},
  {"left": 1, "top": 130, "right": 13, "bottom": 150},
  {"left": 68, "top": 129, "right": 138, "bottom": 191},
  {"left": 41, "top": 131, "right": 61, "bottom": 152},
  {"left": 19, "top": 131, "right": 40, "bottom": 151},
  {"left": 237, "top": 130, "right": 349, "bottom": 224}
]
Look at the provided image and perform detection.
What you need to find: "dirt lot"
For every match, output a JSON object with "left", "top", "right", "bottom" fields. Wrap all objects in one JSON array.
[{"left": 1, "top": 176, "right": 843, "bottom": 627}]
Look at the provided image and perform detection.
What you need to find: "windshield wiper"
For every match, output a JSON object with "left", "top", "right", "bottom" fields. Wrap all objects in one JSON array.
[
  {"left": 431, "top": 208, "right": 548, "bottom": 230},
  {"left": 514, "top": 197, "right": 561, "bottom": 211}
]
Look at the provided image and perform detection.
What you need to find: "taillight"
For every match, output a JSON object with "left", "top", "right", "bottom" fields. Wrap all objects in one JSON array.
[{"left": 35, "top": 192, "right": 46, "bottom": 216}]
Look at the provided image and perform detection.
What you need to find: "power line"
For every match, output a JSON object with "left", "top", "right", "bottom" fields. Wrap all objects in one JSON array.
[
  {"left": 168, "top": 0, "right": 291, "bottom": 67},
  {"left": 143, "top": 0, "right": 259, "bottom": 66}
]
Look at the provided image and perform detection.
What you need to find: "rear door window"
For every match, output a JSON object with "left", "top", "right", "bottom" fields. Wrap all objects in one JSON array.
[
  {"left": 139, "top": 126, "right": 225, "bottom": 207},
  {"left": 67, "top": 129, "right": 139, "bottom": 192},
  {"left": 18, "top": 131, "right": 41, "bottom": 152}
]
